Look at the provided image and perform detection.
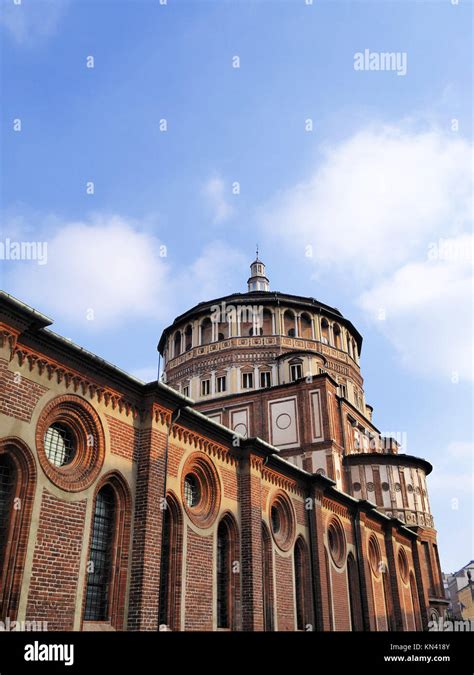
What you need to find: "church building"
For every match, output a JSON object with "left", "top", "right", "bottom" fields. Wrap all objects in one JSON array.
[{"left": 0, "top": 258, "right": 448, "bottom": 631}]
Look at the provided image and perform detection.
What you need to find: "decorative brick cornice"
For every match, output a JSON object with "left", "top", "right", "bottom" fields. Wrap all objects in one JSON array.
[
  {"left": 150, "top": 403, "right": 238, "bottom": 466},
  {"left": 12, "top": 344, "right": 141, "bottom": 419},
  {"left": 151, "top": 402, "right": 172, "bottom": 426},
  {"left": 261, "top": 466, "right": 304, "bottom": 496},
  {"left": 363, "top": 519, "right": 384, "bottom": 535},
  {"left": 173, "top": 423, "right": 238, "bottom": 467},
  {"left": 322, "top": 497, "right": 351, "bottom": 520},
  {"left": 0, "top": 323, "right": 19, "bottom": 360}
]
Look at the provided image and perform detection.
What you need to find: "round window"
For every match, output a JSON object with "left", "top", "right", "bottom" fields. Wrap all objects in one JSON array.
[
  {"left": 181, "top": 453, "right": 220, "bottom": 529},
  {"left": 44, "top": 423, "right": 76, "bottom": 467},
  {"left": 36, "top": 395, "right": 105, "bottom": 492},
  {"left": 271, "top": 505, "right": 281, "bottom": 533},
  {"left": 269, "top": 492, "right": 295, "bottom": 551},
  {"left": 184, "top": 473, "right": 201, "bottom": 508},
  {"left": 398, "top": 548, "right": 409, "bottom": 583},
  {"left": 327, "top": 518, "right": 346, "bottom": 567},
  {"left": 368, "top": 536, "right": 382, "bottom": 577}
]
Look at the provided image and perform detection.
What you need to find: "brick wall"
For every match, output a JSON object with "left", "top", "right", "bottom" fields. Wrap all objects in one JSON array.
[
  {"left": 25, "top": 490, "right": 87, "bottom": 630},
  {"left": 106, "top": 414, "right": 139, "bottom": 462},
  {"left": 0, "top": 359, "right": 47, "bottom": 423},
  {"left": 275, "top": 553, "right": 295, "bottom": 630},
  {"left": 184, "top": 528, "right": 213, "bottom": 631}
]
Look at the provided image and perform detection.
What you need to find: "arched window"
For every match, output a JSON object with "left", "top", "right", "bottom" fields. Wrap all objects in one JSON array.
[
  {"left": 294, "top": 537, "right": 311, "bottom": 630},
  {"left": 83, "top": 474, "right": 131, "bottom": 629},
  {"left": 0, "top": 439, "right": 36, "bottom": 622},
  {"left": 184, "top": 325, "right": 193, "bottom": 351},
  {"left": 300, "top": 313, "right": 312, "bottom": 339},
  {"left": 217, "top": 321, "right": 228, "bottom": 341},
  {"left": 382, "top": 566, "right": 395, "bottom": 630},
  {"left": 289, "top": 358, "right": 303, "bottom": 382},
  {"left": 283, "top": 310, "right": 296, "bottom": 337},
  {"left": 0, "top": 455, "right": 15, "bottom": 575},
  {"left": 333, "top": 324, "right": 342, "bottom": 350},
  {"left": 262, "top": 523, "right": 274, "bottom": 631},
  {"left": 348, "top": 336, "right": 353, "bottom": 358},
  {"left": 321, "top": 318, "right": 329, "bottom": 344},
  {"left": 262, "top": 309, "right": 273, "bottom": 336},
  {"left": 410, "top": 572, "right": 422, "bottom": 631},
  {"left": 352, "top": 339, "right": 358, "bottom": 362},
  {"left": 84, "top": 485, "right": 115, "bottom": 621},
  {"left": 347, "top": 553, "right": 364, "bottom": 631},
  {"left": 200, "top": 318, "right": 212, "bottom": 345},
  {"left": 173, "top": 331, "right": 181, "bottom": 358},
  {"left": 324, "top": 548, "right": 334, "bottom": 630},
  {"left": 217, "top": 515, "right": 239, "bottom": 630},
  {"left": 158, "top": 493, "right": 183, "bottom": 631}
]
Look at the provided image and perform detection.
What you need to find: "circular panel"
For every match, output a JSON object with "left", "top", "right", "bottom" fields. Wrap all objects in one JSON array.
[
  {"left": 366, "top": 482, "right": 375, "bottom": 492},
  {"left": 407, "top": 484, "right": 414, "bottom": 493},
  {"left": 398, "top": 548, "right": 409, "bottom": 583},
  {"left": 233, "top": 423, "right": 248, "bottom": 437},
  {"left": 184, "top": 473, "right": 201, "bottom": 508},
  {"left": 382, "top": 482, "right": 390, "bottom": 492},
  {"left": 368, "top": 536, "right": 382, "bottom": 577},
  {"left": 275, "top": 413, "right": 291, "bottom": 430},
  {"left": 44, "top": 423, "right": 76, "bottom": 467},
  {"left": 316, "top": 468, "right": 326, "bottom": 476},
  {"left": 269, "top": 491, "right": 295, "bottom": 552},
  {"left": 36, "top": 395, "right": 105, "bottom": 492},
  {"left": 394, "top": 483, "right": 401, "bottom": 492},
  {"left": 327, "top": 517, "right": 346, "bottom": 568},
  {"left": 352, "top": 482, "right": 361, "bottom": 492},
  {"left": 181, "top": 452, "right": 221, "bottom": 529}
]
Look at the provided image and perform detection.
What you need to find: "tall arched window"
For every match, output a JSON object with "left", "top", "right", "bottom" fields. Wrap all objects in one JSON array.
[
  {"left": 0, "top": 439, "right": 36, "bottom": 622},
  {"left": 351, "top": 339, "right": 358, "bottom": 362},
  {"left": 283, "top": 310, "right": 296, "bottom": 337},
  {"left": 200, "top": 318, "right": 212, "bottom": 345},
  {"left": 158, "top": 493, "right": 183, "bottom": 631},
  {"left": 321, "top": 318, "right": 329, "bottom": 344},
  {"left": 410, "top": 572, "right": 422, "bottom": 631},
  {"left": 300, "top": 313, "right": 312, "bottom": 339},
  {"left": 173, "top": 331, "right": 181, "bottom": 358},
  {"left": 333, "top": 324, "right": 342, "bottom": 350},
  {"left": 184, "top": 325, "right": 193, "bottom": 351},
  {"left": 294, "top": 537, "right": 311, "bottom": 630},
  {"left": 216, "top": 515, "right": 239, "bottom": 630},
  {"left": 262, "top": 523, "right": 274, "bottom": 631},
  {"left": 382, "top": 568, "right": 395, "bottom": 630},
  {"left": 83, "top": 473, "right": 131, "bottom": 629},
  {"left": 347, "top": 553, "right": 364, "bottom": 631},
  {"left": 84, "top": 485, "right": 115, "bottom": 621},
  {"left": 262, "top": 309, "right": 273, "bottom": 335},
  {"left": 324, "top": 548, "right": 334, "bottom": 630},
  {"left": 0, "top": 455, "right": 15, "bottom": 574}
]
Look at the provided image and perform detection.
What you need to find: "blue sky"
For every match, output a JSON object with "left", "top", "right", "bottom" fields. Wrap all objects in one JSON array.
[{"left": 1, "top": 0, "right": 472, "bottom": 572}]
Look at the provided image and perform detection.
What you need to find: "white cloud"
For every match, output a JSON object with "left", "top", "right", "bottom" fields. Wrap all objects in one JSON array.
[
  {"left": 202, "top": 176, "right": 234, "bottom": 224},
  {"left": 359, "top": 234, "right": 473, "bottom": 381},
  {"left": 0, "top": 0, "right": 69, "bottom": 46},
  {"left": 173, "top": 240, "right": 247, "bottom": 310},
  {"left": 259, "top": 124, "right": 473, "bottom": 380},
  {"left": 4, "top": 214, "right": 247, "bottom": 331},
  {"left": 260, "top": 125, "right": 472, "bottom": 280},
  {"left": 6, "top": 215, "right": 172, "bottom": 327}
]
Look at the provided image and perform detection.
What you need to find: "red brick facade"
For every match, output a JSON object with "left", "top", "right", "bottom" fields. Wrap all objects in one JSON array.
[{"left": 0, "top": 291, "right": 448, "bottom": 631}]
